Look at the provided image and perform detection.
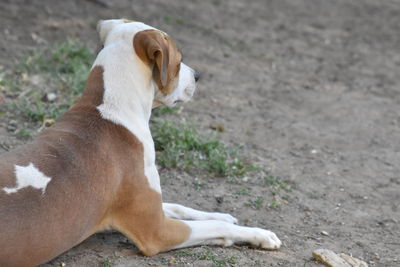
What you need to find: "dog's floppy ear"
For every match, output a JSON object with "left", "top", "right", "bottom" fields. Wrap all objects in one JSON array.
[{"left": 134, "top": 29, "right": 181, "bottom": 94}]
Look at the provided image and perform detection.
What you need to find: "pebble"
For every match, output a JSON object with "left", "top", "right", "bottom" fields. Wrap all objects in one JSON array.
[
  {"left": 313, "top": 249, "right": 369, "bottom": 267},
  {"left": 44, "top": 119, "right": 55, "bottom": 127},
  {"left": 7, "top": 120, "right": 17, "bottom": 132},
  {"left": 210, "top": 123, "right": 225, "bottom": 132},
  {"left": 321, "top": 231, "right": 329, "bottom": 236},
  {"left": 215, "top": 196, "right": 224, "bottom": 204},
  {"left": 46, "top": 93, "right": 57, "bottom": 102}
]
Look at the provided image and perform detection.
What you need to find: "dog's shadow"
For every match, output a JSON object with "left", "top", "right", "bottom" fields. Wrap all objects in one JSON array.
[{"left": 40, "top": 231, "right": 140, "bottom": 266}]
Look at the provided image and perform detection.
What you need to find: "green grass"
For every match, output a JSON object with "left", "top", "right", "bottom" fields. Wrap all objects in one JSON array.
[
  {"left": 264, "top": 176, "right": 292, "bottom": 191},
  {"left": 269, "top": 200, "right": 281, "bottom": 209},
  {"left": 23, "top": 40, "right": 94, "bottom": 95},
  {"left": 99, "top": 254, "right": 118, "bottom": 267},
  {"left": 175, "top": 249, "right": 237, "bottom": 267},
  {"left": 236, "top": 187, "right": 251, "bottom": 195},
  {"left": 151, "top": 120, "right": 255, "bottom": 178},
  {"left": 151, "top": 105, "right": 180, "bottom": 117},
  {"left": 15, "top": 129, "right": 32, "bottom": 140},
  {"left": 245, "top": 196, "right": 264, "bottom": 210},
  {"left": 264, "top": 175, "right": 294, "bottom": 208},
  {"left": 193, "top": 181, "right": 205, "bottom": 190},
  {"left": 4, "top": 40, "right": 94, "bottom": 124}
]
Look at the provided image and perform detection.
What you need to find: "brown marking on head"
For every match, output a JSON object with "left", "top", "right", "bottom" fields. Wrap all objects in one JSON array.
[{"left": 133, "top": 29, "right": 182, "bottom": 95}]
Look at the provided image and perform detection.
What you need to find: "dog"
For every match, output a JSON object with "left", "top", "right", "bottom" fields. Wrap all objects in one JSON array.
[{"left": 0, "top": 19, "right": 281, "bottom": 266}]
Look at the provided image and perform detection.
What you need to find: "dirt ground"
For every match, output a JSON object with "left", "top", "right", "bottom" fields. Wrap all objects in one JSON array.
[{"left": 1, "top": 0, "right": 400, "bottom": 266}]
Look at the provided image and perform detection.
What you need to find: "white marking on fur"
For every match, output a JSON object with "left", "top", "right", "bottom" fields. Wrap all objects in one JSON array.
[
  {"left": 2, "top": 163, "right": 52, "bottom": 194},
  {"left": 163, "top": 203, "right": 238, "bottom": 224},
  {"left": 174, "top": 220, "right": 282, "bottom": 250}
]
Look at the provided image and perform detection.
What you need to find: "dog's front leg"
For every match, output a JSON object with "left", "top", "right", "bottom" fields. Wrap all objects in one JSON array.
[
  {"left": 163, "top": 203, "right": 238, "bottom": 224},
  {"left": 173, "top": 220, "right": 282, "bottom": 250},
  {"left": 113, "top": 196, "right": 280, "bottom": 255}
]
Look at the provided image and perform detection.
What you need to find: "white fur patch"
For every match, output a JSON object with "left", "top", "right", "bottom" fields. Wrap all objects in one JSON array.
[
  {"left": 175, "top": 220, "right": 282, "bottom": 250},
  {"left": 2, "top": 163, "right": 52, "bottom": 194},
  {"left": 163, "top": 203, "right": 238, "bottom": 224}
]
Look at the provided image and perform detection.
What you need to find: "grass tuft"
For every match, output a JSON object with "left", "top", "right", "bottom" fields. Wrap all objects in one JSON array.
[
  {"left": 264, "top": 176, "right": 293, "bottom": 191},
  {"left": 151, "top": 120, "right": 255, "bottom": 178},
  {"left": 175, "top": 249, "right": 237, "bottom": 267},
  {"left": 245, "top": 196, "right": 264, "bottom": 210},
  {"left": 23, "top": 40, "right": 95, "bottom": 95},
  {"left": 99, "top": 254, "right": 119, "bottom": 267},
  {"left": 4, "top": 40, "right": 94, "bottom": 124}
]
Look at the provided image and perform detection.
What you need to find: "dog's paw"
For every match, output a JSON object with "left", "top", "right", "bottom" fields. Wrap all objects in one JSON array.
[
  {"left": 208, "top": 212, "right": 238, "bottom": 224},
  {"left": 252, "top": 228, "right": 282, "bottom": 250}
]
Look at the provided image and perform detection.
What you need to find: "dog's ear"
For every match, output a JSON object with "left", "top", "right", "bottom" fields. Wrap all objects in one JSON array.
[
  {"left": 97, "top": 19, "right": 125, "bottom": 44},
  {"left": 134, "top": 29, "right": 181, "bottom": 94}
]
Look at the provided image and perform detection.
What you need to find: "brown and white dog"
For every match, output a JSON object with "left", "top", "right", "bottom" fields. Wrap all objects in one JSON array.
[{"left": 0, "top": 19, "right": 281, "bottom": 267}]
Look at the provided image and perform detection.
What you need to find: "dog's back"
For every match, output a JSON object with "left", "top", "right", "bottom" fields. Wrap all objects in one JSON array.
[{"left": 0, "top": 67, "right": 143, "bottom": 266}]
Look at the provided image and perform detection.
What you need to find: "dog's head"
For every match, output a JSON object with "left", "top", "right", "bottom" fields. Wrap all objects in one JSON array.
[{"left": 97, "top": 19, "right": 199, "bottom": 107}]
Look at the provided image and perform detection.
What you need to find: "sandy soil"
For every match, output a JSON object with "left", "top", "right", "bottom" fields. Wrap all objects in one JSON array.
[{"left": 1, "top": 0, "right": 399, "bottom": 266}]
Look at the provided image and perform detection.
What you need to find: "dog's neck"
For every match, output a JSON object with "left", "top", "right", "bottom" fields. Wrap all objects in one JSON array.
[
  {"left": 79, "top": 42, "right": 161, "bottom": 193},
  {"left": 93, "top": 42, "right": 156, "bottom": 133}
]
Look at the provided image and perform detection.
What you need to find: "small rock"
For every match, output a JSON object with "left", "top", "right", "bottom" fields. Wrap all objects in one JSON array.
[
  {"left": 313, "top": 249, "right": 351, "bottom": 267},
  {"left": 321, "top": 231, "right": 329, "bottom": 236},
  {"left": 45, "top": 93, "right": 57, "bottom": 102},
  {"left": 7, "top": 120, "right": 17, "bottom": 132},
  {"left": 44, "top": 119, "right": 55, "bottom": 127},
  {"left": 60, "top": 262, "right": 66, "bottom": 267},
  {"left": 21, "top": 73, "right": 29, "bottom": 83},
  {"left": 215, "top": 196, "right": 224, "bottom": 204},
  {"left": 339, "top": 253, "right": 369, "bottom": 267},
  {"left": 31, "top": 33, "right": 47, "bottom": 44},
  {"left": 168, "top": 257, "right": 177, "bottom": 264},
  {"left": 6, "top": 125, "right": 16, "bottom": 132},
  {"left": 210, "top": 123, "right": 225, "bottom": 132},
  {"left": 313, "top": 249, "right": 369, "bottom": 267}
]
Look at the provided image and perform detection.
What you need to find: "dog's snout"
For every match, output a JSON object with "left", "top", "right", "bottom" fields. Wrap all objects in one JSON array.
[{"left": 194, "top": 71, "right": 200, "bottom": 82}]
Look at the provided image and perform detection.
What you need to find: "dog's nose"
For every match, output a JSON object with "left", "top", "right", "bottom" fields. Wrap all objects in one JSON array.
[{"left": 194, "top": 71, "right": 200, "bottom": 82}]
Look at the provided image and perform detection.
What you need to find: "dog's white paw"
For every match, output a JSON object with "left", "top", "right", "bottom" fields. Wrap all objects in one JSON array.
[
  {"left": 208, "top": 212, "right": 238, "bottom": 224},
  {"left": 252, "top": 228, "right": 282, "bottom": 250}
]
